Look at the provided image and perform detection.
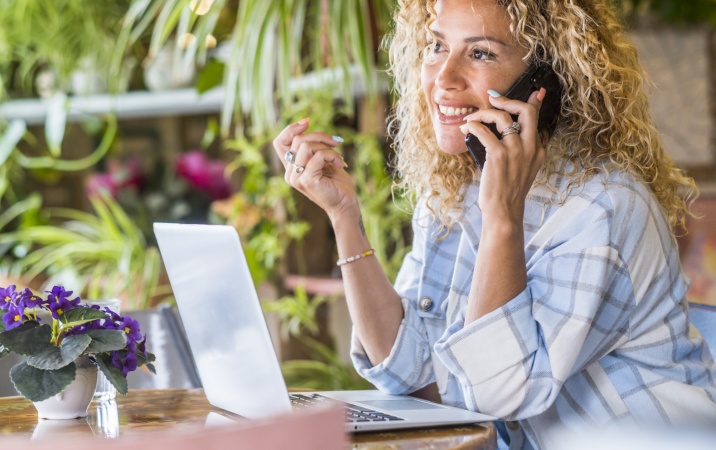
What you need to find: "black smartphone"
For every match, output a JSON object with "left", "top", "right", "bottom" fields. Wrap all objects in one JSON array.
[{"left": 465, "top": 62, "right": 562, "bottom": 170}]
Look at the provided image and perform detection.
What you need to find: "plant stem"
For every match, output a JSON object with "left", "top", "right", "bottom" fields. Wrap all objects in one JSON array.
[{"left": 50, "top": 317, "right": 59, "bottom": 345}]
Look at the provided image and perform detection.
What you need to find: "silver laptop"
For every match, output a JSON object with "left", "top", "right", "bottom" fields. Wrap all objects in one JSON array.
[{"left": 153, "top": 222, "right": 492, "bottom": 432}]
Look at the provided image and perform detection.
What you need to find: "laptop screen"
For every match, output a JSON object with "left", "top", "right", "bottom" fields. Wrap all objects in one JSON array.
[{"left": 154, "top": 223, "right": 292, "bottom": 419}]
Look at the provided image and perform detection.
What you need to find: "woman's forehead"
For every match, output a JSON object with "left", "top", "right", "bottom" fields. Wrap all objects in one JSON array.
[{"left": 430, "top": 0, "right": 513, "bottom": 43}]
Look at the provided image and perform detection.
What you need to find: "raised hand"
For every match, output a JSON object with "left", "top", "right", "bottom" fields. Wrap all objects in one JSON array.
[
  {"left": 460, "top": 88, "right": 547, "bottom": 224},
  {"left": 273, "top": 118, "right": 357, "bottom": 221}
]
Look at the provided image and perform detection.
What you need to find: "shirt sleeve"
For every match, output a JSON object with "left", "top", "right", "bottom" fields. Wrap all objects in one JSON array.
[
  {"left": 434, "top": 193, "right": 641, "bottom": 419},
  {"left": 350, "top": 202, "right": 439, "bottom": 395}
]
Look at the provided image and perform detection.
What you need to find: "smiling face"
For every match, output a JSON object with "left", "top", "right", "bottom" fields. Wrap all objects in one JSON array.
[{"left": 421, "top": 0, "right": 529, "bottom": 154}]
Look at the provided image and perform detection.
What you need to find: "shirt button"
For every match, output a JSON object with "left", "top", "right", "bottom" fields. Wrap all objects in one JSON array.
[
  {"left": 506, "top": 421, "right": 519, "bottom": 430},
  {"left": 419, "top": 296, "right": 433, "bottom": 312}
]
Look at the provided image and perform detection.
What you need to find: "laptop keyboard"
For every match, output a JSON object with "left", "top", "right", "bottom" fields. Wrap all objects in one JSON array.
[{"left": 289, "top": 393, "right": 405, "bottom": 423}]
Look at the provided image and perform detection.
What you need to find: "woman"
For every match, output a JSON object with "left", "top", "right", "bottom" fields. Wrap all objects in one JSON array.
[{"left": 273, "top": 0, "right": 716, "bottom": 448}]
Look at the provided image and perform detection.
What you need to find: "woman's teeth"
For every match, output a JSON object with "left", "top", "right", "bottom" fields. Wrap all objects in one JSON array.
[{"left": 438, "top": 105, "right": 475, "bottom": 116}]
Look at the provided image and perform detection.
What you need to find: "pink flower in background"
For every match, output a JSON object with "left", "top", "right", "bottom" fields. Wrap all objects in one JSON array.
[
  {"left": 85, "top": 172, "right": 119, "bottom": 198},
  {"left": 175, "top": 151, "right": 232, "bottom": 200},
  {"left": 85, "top": 158, "right": 144, "bottom": 198}
]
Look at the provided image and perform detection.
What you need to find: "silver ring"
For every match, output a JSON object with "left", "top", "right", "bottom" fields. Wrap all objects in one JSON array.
[
  {"left": 295, "top": 165, "right": 305, "bottom": 174},
  {"left": 501, "top": 122, "right": 521, "bottom": 137},
  {"left": 285, "top": 151, "right": 296, "bottom": 164}
]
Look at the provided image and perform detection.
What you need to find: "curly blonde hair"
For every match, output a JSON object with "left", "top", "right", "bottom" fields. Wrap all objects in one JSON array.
[{"left": 386, "top": 0, "right": 697, "bottom": 234}]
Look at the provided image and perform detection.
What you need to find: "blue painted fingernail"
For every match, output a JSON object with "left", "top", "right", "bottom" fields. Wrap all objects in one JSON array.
[
  {"left": 487, "top": 89, "right": 501, "bottom": 98},
  {"left": 332, "top": 135, "right": 344, "bottom": 143}
]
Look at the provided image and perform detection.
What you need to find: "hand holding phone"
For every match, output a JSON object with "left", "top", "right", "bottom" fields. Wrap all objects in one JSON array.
[{"left": 465, "top": 63, "right": 562, "bottom": 170}]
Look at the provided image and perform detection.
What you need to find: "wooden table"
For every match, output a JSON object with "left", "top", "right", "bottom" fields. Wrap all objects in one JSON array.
[{"left": 0, "top": 389, "right": 496, "bottom": 449}]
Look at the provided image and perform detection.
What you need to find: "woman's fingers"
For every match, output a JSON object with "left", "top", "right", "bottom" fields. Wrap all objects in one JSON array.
[
  {"left": 273, "top": 118, "right": 343, "bottom": 175},
  {"left": 485, "top": 88, "right": 545, "bottom": 141},
  {"left": 288, "top": 132, "right": 342, "bottom": 158},
  {"left": 273, "top": 118, "right": 310, "bottom": 169},
  {"left": 459, "top": 120, "right": 502, "bottom": 151},
  {"left": 463, "top": 109, "right": 515, "bottom": 135},
  {"left": 285, "top": 142, "right": 344, "bottom": 182},
  {"left": 460, "top": 87, "right": 548, "bottom": 148},
  {"left": 459, "top": 88, "right": 549, "bottom": 175}
]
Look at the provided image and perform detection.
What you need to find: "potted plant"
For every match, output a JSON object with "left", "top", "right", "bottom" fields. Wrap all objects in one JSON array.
[
  {"left": 0, "top": 284, "right": 156, "bottom": 419},
  {"left": 0, "top": 0, "right": 135, "bottom": 98}
]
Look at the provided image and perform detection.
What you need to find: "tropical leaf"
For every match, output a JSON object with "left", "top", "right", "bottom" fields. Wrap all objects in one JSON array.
[
  {"left": 44, "top": 94, "right": 68, "bottom": 158},
  {"left": 0, "top": 120, "right": 27, "bottom": 169},
  {"left": 12, "top": 117, "right": 117, "bottom": 172},
  {"left": 0, "top": 193, "right": 163, "bottom": 309},
  {"left": 119, "top": 0, "right": 391, "bottom": 133},
  {"left": 0, "top": 192, "right": 42, "bottom": 231}
]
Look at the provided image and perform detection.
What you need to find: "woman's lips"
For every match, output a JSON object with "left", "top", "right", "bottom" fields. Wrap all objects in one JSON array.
[
  {"left": 438, "top": 105, "right": 475, "bottom": 116},
  {"left": 434, "top": 103, "right": 476, "bottom": 125}
]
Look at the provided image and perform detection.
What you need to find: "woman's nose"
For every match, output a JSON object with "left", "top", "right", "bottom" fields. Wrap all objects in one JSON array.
[{"left": 435, "top": 55, "right": 466, "bottom": 91}]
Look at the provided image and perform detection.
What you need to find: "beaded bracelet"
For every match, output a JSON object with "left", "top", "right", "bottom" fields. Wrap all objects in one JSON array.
[{"left": 336, "top": 248, "right": 376, "bottom": 267}]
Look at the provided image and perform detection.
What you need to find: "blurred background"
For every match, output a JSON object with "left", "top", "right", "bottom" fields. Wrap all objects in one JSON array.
[{"left": 0, "top": 0, "right": 715, "bottom": 392}]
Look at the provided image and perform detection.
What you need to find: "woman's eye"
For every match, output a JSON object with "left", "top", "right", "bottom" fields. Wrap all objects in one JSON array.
[
  {"left": 427, "top": 40, "right": 443, "bottom": 53},
  {"left": 472, "top": 49, "right": 493, "bottom": 60}
]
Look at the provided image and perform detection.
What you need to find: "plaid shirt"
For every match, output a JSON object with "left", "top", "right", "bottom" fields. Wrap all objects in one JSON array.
[{"left": 351, "top": 170, "right": 716, "bottom": 450}]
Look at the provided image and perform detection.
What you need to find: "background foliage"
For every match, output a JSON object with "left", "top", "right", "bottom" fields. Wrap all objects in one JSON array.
[{"left": 1, "top": 0, "right": 716, "bottom": 391}]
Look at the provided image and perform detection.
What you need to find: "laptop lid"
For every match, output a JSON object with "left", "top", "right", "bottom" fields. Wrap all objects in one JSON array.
[
  {"left": 154, "top": 222, "right": 493, "bottom": 432},
  {"left": 153, "top": 222, "right": 291, "bottom": 419}
]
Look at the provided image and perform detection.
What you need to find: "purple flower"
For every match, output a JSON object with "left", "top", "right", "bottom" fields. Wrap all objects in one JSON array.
[
  {"left": 117, "top": 316, "right": 142, "bottom": 344},
  {"left": 18, "top": 288, "right": 44, "bottom": 309},
  {"left": 1, "top": 284, "right": 153, "bottom": 380},
  {"left": 65, "top": 317, "right": 104, "bottom": 336},
  {"left": 0, "top": 285, "right": 18, "bottom": 311},
  {"left": 137, "top": 335, "right": 148, "bottom": 359},
  {"left": 2, "top": 304, "right": 24, "bottom": 330},
  {"left": 103, "top": 306, "right": 122, "bottom": 322},
  {"left": 110, "top": 350, "right": 138, "bottom": 377},
  {"left": 46, "top": 286, "right": 81, "bottom": 319}
]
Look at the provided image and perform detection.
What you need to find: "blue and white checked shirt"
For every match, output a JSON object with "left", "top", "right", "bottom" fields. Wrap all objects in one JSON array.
[{"left": 351, "top": 170, "right": 716, "bottom": 450}]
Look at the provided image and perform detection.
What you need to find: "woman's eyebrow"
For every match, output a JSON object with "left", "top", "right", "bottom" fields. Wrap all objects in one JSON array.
[{"left": 430, "top": 30, "right": 507, "bottom": 47}]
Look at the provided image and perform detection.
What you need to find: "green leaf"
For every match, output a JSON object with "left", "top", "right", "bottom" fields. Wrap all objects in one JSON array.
[
  {"left": 45, "top": 93, "right": 68, "bottom": 157},
  {"left": 26, "top": 334, "right": 91, "bottom": 370},
  {"left": 196, "top": 60, "right": 225, "bottom": 94},
  {"left": 60, "top": 307, "right": 108, "bottom": 328},
  {"left": 0, "top": 320, "right": 6, "bottom": 358},
  {"left": 10, "top": 361, "right": 77, "bottom": 402},
  {"left": 0, "top": 192, "right": 42, "bottom": 231},
  {"left": 0, "top": 120, "right": 26, "bottom": 168},
  {"left": 145, "top": 363, "right": 157, "bottom": 375},
  {"left": 84, "top": 329, "right": 127, "bottom": 353},
  {"left": 95, "top": 353, "right": 128, "bottom": 395},
  {"left": 0, "top": 322, "right": 53, "bottom": 356},
  {"left": 135, "top": 348, "right": 156, "bottom": 371}
]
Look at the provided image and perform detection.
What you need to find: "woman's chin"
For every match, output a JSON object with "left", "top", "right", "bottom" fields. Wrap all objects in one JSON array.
[
  {"left": 436, "top": 141, "right": 470, "bottom": 156},
  {"left": 432, "top": 127, "right": 472, "bottom": 155}
]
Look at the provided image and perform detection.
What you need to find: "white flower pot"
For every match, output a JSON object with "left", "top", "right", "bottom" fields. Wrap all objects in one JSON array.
[{"left": 33, "top": 357, "right": 98, "bottom": 420}]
